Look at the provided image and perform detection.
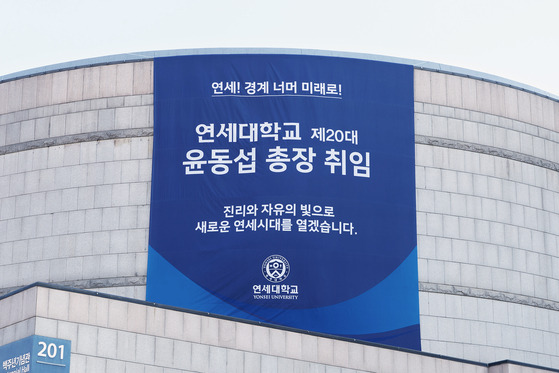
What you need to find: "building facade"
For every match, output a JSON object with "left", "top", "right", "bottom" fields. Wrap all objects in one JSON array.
[{"left": 1, "top": 49, "right": 558, "bottom": 372}]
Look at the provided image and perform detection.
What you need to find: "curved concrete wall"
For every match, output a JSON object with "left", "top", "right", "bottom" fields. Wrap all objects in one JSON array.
[
  {"left": 1, "top": 52, "right": 558, "bottom": 368},
  {"left": 0, "top": 62, "right": 154, "bottom": 299},
  {"left": 414, "top": 70, "right": 559, "bottom": 367}
]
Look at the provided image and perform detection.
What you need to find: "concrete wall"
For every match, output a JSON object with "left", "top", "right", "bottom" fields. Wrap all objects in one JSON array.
[
  {"left": 1, "top": 53, "right": 559, "bottom": 370},
  {"left": 414, "top": 70, "right": 559, "bottom": 367},
  {"left": 1, "top": 285, "right": 541, "bottom": 373},
  {"left": 0, "top": 62, "right": 153, "bottom": 299}
]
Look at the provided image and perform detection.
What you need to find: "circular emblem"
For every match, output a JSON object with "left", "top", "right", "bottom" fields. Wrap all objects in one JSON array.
[{"left": 262, "top": 255, "right": 290, "bottom": 283}]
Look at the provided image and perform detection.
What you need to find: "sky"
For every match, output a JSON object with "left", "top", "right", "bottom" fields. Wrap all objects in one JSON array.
[{"left": 1, "top": 0, "right": 558, "bottom": 97}]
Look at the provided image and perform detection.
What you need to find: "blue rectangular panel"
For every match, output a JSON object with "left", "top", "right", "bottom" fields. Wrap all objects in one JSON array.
[
  {"left": 0, "top": 335, "right": 71, "bottom": 372},
  {"left": 148, "top": 54, "right": 420, "bottom": 350}
]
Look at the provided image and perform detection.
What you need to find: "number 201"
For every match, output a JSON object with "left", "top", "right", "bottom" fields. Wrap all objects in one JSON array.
[{"left": 38, "top": 341, "right": 64, "bottom": 360}]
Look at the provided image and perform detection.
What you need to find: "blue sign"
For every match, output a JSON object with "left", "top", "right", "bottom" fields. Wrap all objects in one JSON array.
[
  {"left": 0, "top": 335, "right": 71, "bottom": 372},
  {"left": 147, "top": 54, "right": 420, "bottom": 349}
]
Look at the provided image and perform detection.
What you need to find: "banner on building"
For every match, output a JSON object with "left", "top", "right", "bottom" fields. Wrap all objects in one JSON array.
[{"left": 147, "top": 54, "right": 420, "bottom": 349}]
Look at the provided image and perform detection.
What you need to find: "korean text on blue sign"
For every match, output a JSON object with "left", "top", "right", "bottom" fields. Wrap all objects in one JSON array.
[
  {"left": 0, "top": 335, "right": 71, "bottom": 373},
  {"left": 147, "top": 54, "right": 420, "bottom": 350}
]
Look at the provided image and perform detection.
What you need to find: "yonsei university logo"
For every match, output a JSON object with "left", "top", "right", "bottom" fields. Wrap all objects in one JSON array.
[{"left": 262, "top": 255, "right": 290, "bottom": 283}]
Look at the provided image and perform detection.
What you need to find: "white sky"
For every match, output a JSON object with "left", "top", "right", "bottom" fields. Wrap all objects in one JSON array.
[{"left": 1, "top": 0, "right": 558, "bottom": 97}]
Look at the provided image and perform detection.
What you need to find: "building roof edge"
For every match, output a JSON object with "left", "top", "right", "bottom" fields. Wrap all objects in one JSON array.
[{"left": 0, "top": 48, "right": 557, "bottom": 102}]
